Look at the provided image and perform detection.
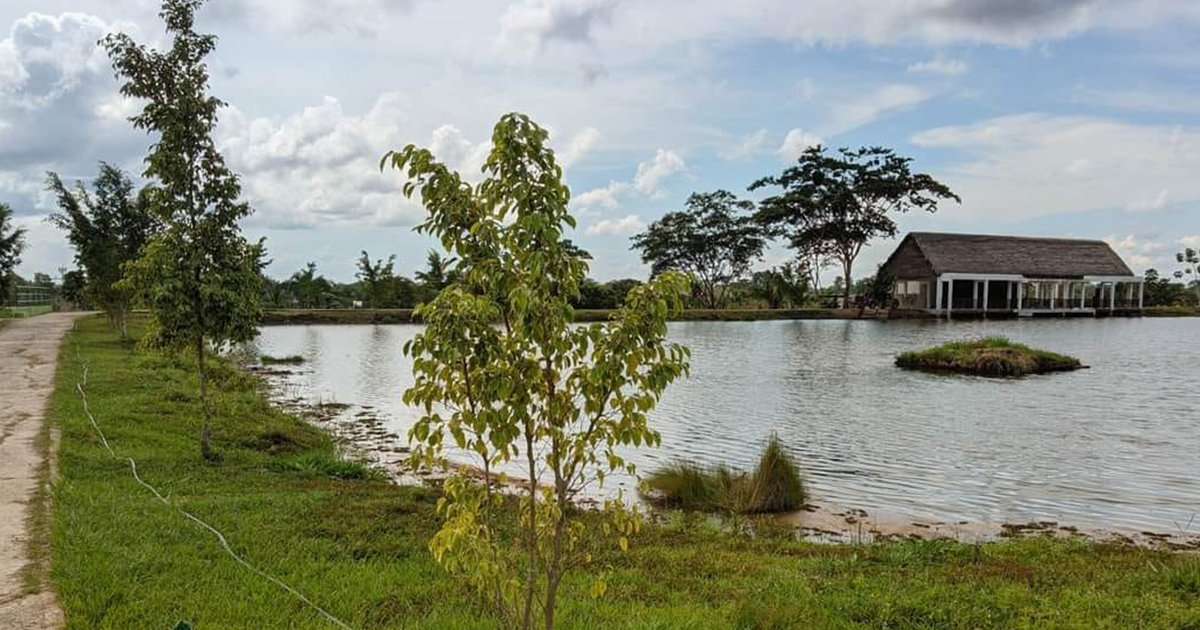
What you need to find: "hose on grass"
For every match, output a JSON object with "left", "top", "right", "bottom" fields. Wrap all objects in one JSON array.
[{"left": 70, "top": 335, "right": 357, "bottom": 630}]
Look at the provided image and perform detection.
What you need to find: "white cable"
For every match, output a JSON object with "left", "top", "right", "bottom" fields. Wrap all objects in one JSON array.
[{"left": 70, "top": 336, "right": 357, "bottom": 630}]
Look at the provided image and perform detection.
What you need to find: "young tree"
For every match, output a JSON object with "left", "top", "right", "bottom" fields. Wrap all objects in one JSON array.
[
  {"left": 46, "top": 164, "right": 158, "bottom": 338},
  {"left": 356, "top": 250, "right": 397, "bottom": 308},
  {"left": 631, "top": 190, "right": 766, "bottom": 309},
  {"left": 0, "top": 202, "right": 27, "bottom": 301},
  {"left": 386, "top": 113, "right": 691, "bottom": 630},
  {"left": 289, "top": 262, "right": 332, "bottom": 308},
  {"left": 1176, "top": 248, "right": 1200, "bottom": 304},
  {"left": 751, "top": 146, "right": 959, "bottom": 306},
  {"left": 105, "top": 0, "right": 263, "bottom": 459}
]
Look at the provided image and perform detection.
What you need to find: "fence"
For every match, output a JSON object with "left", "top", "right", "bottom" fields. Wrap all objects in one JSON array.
[{"left": 1, "top": 284, "right": 54, "bottom": 318}]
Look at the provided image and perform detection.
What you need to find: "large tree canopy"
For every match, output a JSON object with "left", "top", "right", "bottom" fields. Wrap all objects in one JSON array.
[
  {"left": 630, "top": 190, "right": 766, "bottom": 309},
  {"left": 46, "top": 163, "right": 158, "bottom": 338},
  {"left": 751, "top": 145, "right": 959, "bottom": 305},
  {"left": 105, "top": 0, "right": 263, "bottom": 459},
  {"left": 0, "top": 202, "right": 25, "bottom": 301}
]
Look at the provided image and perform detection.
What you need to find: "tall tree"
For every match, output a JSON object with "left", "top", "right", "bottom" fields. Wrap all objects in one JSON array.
[
  {"left": 105, "top": 0, "right": 263, "bottom": 459},
  {"left": 415, "top": 250, "right": 456, "bottom": 293},
  {"left": 356, "top": 250, "right": 397, "bottom": 308},
  {"left": 751, "top": 145, "right": 959, "bottom": 306},
  {"left": 387, "top": 113, "right": 691, "bottom": 630},
  {"left": 749, "top": 262, "right": 810, "bottom": 309},
  {"left": 46, "top": 163, "right": 158, "bottom": 338},
  {"left": 631, "top": 190, "right": 766, "bottom": 309},
  {"left": 1176, "top": 248, "right": 1200, "bottom": 304},
  {"left": 0, "top": 202, "right": 25, "bottom": 302}
]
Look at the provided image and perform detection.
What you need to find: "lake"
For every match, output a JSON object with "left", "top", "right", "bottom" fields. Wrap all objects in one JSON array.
[{"left": 251, "top": 317, "right": 1200, "bottom": 534}]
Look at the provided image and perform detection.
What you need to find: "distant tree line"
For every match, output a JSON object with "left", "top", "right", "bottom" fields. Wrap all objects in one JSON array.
[{"left": 631, "top": 145, "right": 959, "bottom": 309}]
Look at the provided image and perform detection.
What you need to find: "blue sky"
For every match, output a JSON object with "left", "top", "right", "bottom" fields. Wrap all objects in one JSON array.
[{"left": 2, "top": 0, "right": 1198, "bottom": 284}]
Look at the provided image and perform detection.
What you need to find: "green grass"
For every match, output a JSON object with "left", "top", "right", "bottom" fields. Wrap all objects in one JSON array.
[
  {"left": 1144, "top": 305, "right": 1200, "bottom": 317},
  {"left": 260, "top": 354, "right": 306, "bottom": 365},
  {"left": 895, "top": 336, "right": 1083, "bottom": 377},
  {"left": 1, "top": 304, "right": 53, "bottom": 318},
  {"left": 643, "top": 435, "right": 806, "bottom": 514},
  {"left": 47, "top": 316, "right": 1200, "bottom": 629}
]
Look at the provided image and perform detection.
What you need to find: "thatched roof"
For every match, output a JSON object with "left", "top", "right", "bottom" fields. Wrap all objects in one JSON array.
[{"left": 892, "top": 232, "right": 1135, "bottom": 279}]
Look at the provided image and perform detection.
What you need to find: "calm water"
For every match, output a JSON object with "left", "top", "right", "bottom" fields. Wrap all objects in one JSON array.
[{"left": 252, "top": 318, "right": 1200, "bottom": 533}]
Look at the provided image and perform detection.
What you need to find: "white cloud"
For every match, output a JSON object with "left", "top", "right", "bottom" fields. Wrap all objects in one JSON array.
[
  {"left": 428, "top": 124, "right": 492, "bottom": 179},
  {"left": 585, "top": 214, "right": 645, "bottom": 236},
  {"left": 207, "top": 0, "right": 419, "bottom": 35},
  {"left": 558, "top": 126, "right": 600, "bottom": 170},
  {"left": 777, "top": 128, "right": 823, "bottom": 162},
  {"left": 906, "top": 56, "right": 967, "bottom": 76},
  {"left": 499, "top": 0, "right": 617, "bottom": 56},
  {"left": 1103, "top": 234, "right": 1168, "bottom": 272},
  {"left": 633, "top": 148, "right": 686, "bottom": 197},
  {"left": 720, "top": 129, "right": 769, "bottom": 161},
  {"left": 1180, "top": 235, "right": 1200, "bottom": 250},
  {"left": 219, "top": 93, "right": 424, "bottom": 230},
  {"left": 912, "top": 113, "right": 1200, "bottom": 221},
  {"left": 827, "top": 84, "right": 929, "bottom": 135},
  {"left": 1127, "top": 189, "right": 1169, "bottom": 212},
  {"left": 572, "top": 181, "right": 627, "bottom": 210}
]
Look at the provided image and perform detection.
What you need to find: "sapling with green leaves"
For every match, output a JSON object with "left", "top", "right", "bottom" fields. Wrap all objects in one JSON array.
[
  {"left": 386, "top": 113, "right": 691, "bottom": 630},
  {"left": 104, "top": 0, "right": 263, "bottom": 459},
  {"left": 0, "top": 202, "right": 25, "bottom": 301}
]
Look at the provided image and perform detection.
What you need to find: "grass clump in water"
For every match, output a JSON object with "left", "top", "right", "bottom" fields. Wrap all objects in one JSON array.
[
  {"left": 261, "top": 354, "right": 305, "bottom": 365},
  {"left": 895, "top": 336, "right": 1083, "bottom": 377},
  {"left": 642, "top": 435, "right": 806, "bottom": 514}
]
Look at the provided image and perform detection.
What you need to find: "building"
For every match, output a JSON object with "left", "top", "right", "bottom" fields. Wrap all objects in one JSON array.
[{"left": 879, "top": 232, "right": 1144, "bottom": 317}]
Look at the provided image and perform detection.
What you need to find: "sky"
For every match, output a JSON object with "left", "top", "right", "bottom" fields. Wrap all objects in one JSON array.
[{"left": 2, "top": 0, "right": 1199, "bottom": 284}]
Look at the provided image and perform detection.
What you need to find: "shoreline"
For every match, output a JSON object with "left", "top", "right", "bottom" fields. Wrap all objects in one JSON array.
[
  {"left": 261, "top": 306, "right": 1196, "bottom": 325},
  {"left": 252, "top": 364, "right": 1200, "bottom": 552}
]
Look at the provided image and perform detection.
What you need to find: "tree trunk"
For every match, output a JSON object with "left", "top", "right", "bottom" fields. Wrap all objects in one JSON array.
[
  {"left": 842, "top": 258, "right": 853, "bottom": 308},
  {"left": 117, "top": 307, "right": 128, "bottom": 340},
  {"left": 197, "top": 334, "right": 212, "bottom": 460}
]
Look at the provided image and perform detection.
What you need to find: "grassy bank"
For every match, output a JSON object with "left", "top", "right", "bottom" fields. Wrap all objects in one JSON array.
[
  {"left": 896, "top": 336, "right": 1083, "bottom": 377},
  {"left": 1144, "top": 305, "right": 1200, "bottom": 317},
  {"left": 263, "top": 308, "right": 891, "bottom": 325},
  {"left": 48, "top": 316, "right": 1200, "bottom": 629}
]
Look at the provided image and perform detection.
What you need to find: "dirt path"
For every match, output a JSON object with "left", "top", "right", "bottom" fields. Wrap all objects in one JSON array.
[{"left": 0, "top": 313, "right": 84, "bottom": 629}]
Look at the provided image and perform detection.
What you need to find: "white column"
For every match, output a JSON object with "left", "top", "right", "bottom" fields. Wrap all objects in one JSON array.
[
  {"left": 935, "top": 276, "right": 944, "bottom": 314},
  {"left": 1139, "top": 281, "right": 1145, "bottom": 309},
  {"left": 947, "top": 280, "right": 953, "bottom": 320},
  {"left": 1080, "top": 283, "right": 1086, "bottom": 309},
  {"left": 983, "top": 279, "right": 990, "bottom": 312},
  {"left": 1109, "top": 282, "right": 1116, "bottom": 310},
  {"left": 1017, "top": 281, "right": 1023, "bottom": 311},
  {"left": 1006, "top": 282, "right": 1012, "bottom": 310},
  {"left": 973, "top": 281, "right": 979, "bottom": 310},
  {"left": 1050, "top": 282, "right": 1056, "bottom": 310}
]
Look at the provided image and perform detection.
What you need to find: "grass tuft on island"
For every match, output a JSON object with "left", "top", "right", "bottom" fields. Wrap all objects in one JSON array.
[
  {"left": 896, "top": 336, "right": 1083, "bottom": 377},
  {"left": 260, "top": 354, "right": 305, "bottom": 365},
  {"left": 642, "top": 435, "right": 806, "bottom": 514}
]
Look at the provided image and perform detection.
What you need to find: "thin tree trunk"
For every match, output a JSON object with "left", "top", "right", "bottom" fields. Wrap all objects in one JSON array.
[
  {"left": 842, "top": 257, "right": 853, "bottom": 308},
  {"left": 117, "top": 307, "right": 127, "bottom": 340},
  {"left": 521, "top": 421, "right": 537, "bottom": 630},
  {"left": 197, "top": 334, "right": 212, "bottom": 460}
]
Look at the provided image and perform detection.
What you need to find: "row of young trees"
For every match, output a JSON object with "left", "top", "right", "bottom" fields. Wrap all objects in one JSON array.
[{"left": 632, "top": 147, "right": 961, "bottom": 309}]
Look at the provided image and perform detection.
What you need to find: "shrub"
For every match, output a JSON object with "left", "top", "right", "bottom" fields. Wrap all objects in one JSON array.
[
  {"left": 642, "top": 435, "right": 806, "bottom": 514},
  {"left": 269, "top": 451, "right": 382, "bottom": 480},
  {"left": 896, "top": 336, "right": 1082, "bottom": 377},
  {"left": 260, "top": 354, "right": 305, "bottom": 365}
]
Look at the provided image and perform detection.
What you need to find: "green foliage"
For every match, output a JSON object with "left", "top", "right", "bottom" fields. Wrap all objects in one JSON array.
[
  {"left": 631, "top": 190, "right": 766, "bottom": 309},
  {"left": 1143, "top": 269, "right": 1194, "bottom": 307},
  {"left": 748, "top": 262, "right": 810, "bottom": 308},
  {"left": 752, "top": 145, "right": 959, "bottom": 304},
  {"left": 573, "top": 277, "right": 643, "bottom": 310},
  {"left": 386, "top": 112, "right": 691, "bottom": 630},
  {"left": 260, "top": 354, "right": 305, "bottom": 365},
  {"left": 896, "top": 336, "right": 1083, "bottom": 377},
  {"left": 643, "top": 435, "right": 806, "bottom": 514},
  {"left": 104, "top": 0, "right": 263, "bottom": 458},
  {"left": 46, "top": 163, "right": 158, "bottom": 337},
  {"left": 356, "top": 251, "right": 398, "bottom": 308},
  {"left": 0, "top": 201, "right": 26, "bottom": 299},
  {"left": 268, "top": 451, "right": 383, "bottom": 480}
]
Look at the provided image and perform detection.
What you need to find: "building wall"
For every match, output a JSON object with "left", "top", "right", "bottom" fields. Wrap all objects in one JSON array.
[{"left": 881, "top": 237, "right": 935, "bottom": 280}]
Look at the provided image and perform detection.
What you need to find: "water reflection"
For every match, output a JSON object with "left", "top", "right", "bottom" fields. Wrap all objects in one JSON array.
[{"left": 252, "top": 317, "right": 1200, "bottom": 533}]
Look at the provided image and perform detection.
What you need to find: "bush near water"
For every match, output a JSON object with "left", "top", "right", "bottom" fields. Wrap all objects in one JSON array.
[{"left": 642, "top": 435, "right": 806, "bottom": 513}]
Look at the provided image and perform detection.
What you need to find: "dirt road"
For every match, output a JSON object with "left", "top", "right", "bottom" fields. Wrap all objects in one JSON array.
[{"left": 0, "top": 313, "right": 83, "bottom": 629}]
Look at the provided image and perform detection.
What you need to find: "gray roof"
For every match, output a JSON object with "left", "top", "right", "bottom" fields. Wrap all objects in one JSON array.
[{"left": 900, "top": 232, "right": 1135, "bottom": 278}]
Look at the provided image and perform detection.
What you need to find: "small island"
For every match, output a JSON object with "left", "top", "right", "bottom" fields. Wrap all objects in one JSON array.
[{"left": 896, "top": 336, "right": 1084, "bottom": 377}]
